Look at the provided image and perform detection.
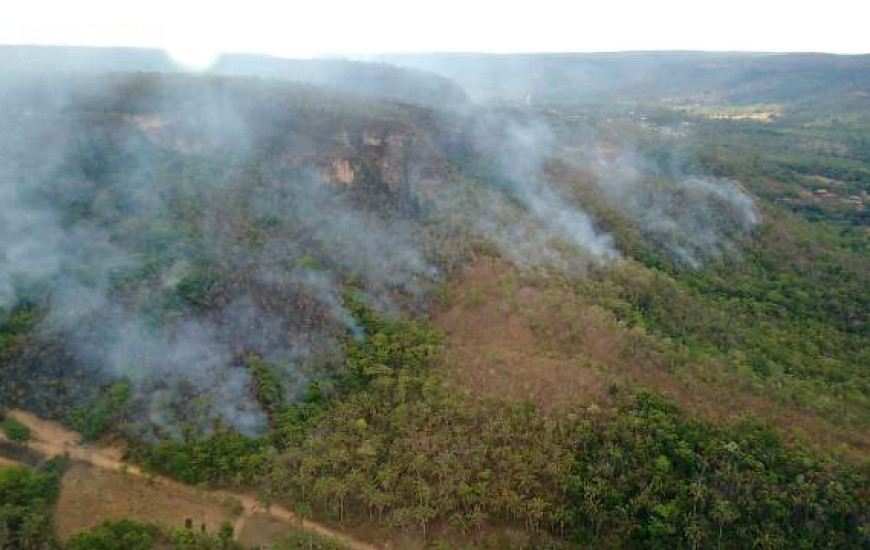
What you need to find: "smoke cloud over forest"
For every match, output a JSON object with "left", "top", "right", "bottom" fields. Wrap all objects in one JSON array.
[{"left": 0, "top": 59, "right": 759, "bottom": 435}]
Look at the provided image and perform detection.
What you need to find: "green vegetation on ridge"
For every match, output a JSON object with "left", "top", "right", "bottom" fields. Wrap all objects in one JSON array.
[{"left": 1, "top": 62, "right": 870, "bottom": 549}]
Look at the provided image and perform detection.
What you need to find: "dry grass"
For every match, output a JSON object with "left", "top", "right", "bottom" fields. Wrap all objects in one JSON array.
[
  {"left": 0, "top": 456, "right": 21, "bottom": 468},
  {"left": 235, "top": 511, "right": 293, "bottom": 546},
  {"left": 675, "top": 103, "right": 783, "bottom": 122},
  {"left": 433, "top": 258, "right": 606, "bottom": 412},
  {"left": 55, "top": 461, "right": 237, "bottom": 539},
  {"left": 433, "top": 258, "right": 870, "bottom": 458}
]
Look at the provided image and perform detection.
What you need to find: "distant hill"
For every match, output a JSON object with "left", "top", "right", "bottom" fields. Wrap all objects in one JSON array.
[
  {"left": 0, "top": 45, "right": 469, "bottom": 109},
  {"left": 0, "top": 45, "right": 174, "bottom": 73},
  {"left": 373, "top": 51, "right": 870, "bottom": 106},
  {"left": 212, "top": 54, "right": 469, "bottom": 109}
]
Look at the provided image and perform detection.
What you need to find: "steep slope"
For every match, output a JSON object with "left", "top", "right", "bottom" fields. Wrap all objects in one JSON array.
[
  {"left": 1, "top": 59, "right": 869, "bottom": 548},
  {"left": 0, "top": 72, "right": 459, "bottom": 430}
]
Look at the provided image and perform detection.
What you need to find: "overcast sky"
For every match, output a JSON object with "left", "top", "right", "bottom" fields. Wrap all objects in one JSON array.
[{"left": 2, "top": 0, "right": 868, "bottom": 67}]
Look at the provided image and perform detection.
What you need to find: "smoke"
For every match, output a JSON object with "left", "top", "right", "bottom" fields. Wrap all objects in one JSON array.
[
  {"left": 588, "top": 148, "right": 760, "bottom": 267},
  {"left": 0, "top": 74, "right": 439, "bottom": 435},
  {"left": 0, "top": 80, "right": 266, "bottom": 433},
  {"left": 0, "top": 67, "right": 759, "bottom": 437},
  {"left": 497, "top": 120, "right": 618, "bottom": 261},
  {"left": 429, "top": 111, "right": 618, "bottom": 270}
]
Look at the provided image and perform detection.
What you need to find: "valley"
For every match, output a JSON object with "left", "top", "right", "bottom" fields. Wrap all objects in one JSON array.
[{"left": 0, "top": 47, "right": 869, "bottom": 549}]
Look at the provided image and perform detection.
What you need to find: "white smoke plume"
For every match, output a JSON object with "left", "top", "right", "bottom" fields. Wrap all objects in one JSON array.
[
  {"left": 589, "top": 148, "right": 760, "bottom": 267},
  {"left": 0, "top": 69, "right": 760, "bottom": 437}
]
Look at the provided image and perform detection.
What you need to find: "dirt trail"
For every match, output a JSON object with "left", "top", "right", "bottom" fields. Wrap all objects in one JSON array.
[{"left": 3, "top": 410, "right": 380, "bottom": 550}]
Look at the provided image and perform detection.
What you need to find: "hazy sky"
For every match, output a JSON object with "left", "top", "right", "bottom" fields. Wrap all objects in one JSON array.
[{"left": 3, "top": 0, "right": 868, "bottom": 67}]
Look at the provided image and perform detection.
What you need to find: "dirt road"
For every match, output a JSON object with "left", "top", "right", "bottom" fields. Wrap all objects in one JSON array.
[{"left": 3, "top": 410, "right": 380, "bottom": 550}]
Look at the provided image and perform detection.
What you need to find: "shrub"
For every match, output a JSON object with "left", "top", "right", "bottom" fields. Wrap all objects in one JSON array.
[{"left": 1, "top": 414, "right": 31, "bottom": 442}]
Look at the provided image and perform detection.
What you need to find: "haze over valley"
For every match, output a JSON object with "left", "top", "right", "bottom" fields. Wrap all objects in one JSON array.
[{"left": 1, "top": 16, "right": 870, "bottom": 549}]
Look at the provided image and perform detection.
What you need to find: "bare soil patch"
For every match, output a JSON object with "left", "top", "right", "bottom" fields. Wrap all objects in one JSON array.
[{"left": 235, "top": 511, "right": 295, "bottom": 546}]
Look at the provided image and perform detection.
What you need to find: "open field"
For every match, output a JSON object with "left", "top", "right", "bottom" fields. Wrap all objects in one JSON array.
[{"left": 55, "top": 461, "right": 236, "bottom": 539}]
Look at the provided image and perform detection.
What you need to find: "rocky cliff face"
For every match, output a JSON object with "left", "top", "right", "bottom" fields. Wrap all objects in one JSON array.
[
  {"left": 316, "top": 127, "right": 449, "bottom": 205},
  {"left": 95, "top": 74, "right": 455, "bottom": 210},
  {"left": 320, "top": 158, "right": 355, "bottom": 186},
  {"left": 0, "top": 72, "right": 461, "bottom": 428}
]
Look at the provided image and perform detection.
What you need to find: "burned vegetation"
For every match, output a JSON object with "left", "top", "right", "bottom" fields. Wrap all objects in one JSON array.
[{"left": 1, "top": 51, "right": 870, "bottom": 549}]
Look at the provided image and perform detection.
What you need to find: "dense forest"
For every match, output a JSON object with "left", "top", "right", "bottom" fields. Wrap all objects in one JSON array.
[{"left": 1, "top": 47, "right": 869, "bottom": 548}]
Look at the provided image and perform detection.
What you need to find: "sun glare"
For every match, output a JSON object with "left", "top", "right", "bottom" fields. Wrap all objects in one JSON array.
[{"left": 167, "top": 46, "right": 219, "bottom": 71}]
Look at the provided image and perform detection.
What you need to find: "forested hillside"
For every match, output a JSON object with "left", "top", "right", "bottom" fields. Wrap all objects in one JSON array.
[
  {"left": 377, "top": 51, "right": 870, "bottom": 107},
  {"left": 0, "top": 48, "right": 869, "bottom": 549}
]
